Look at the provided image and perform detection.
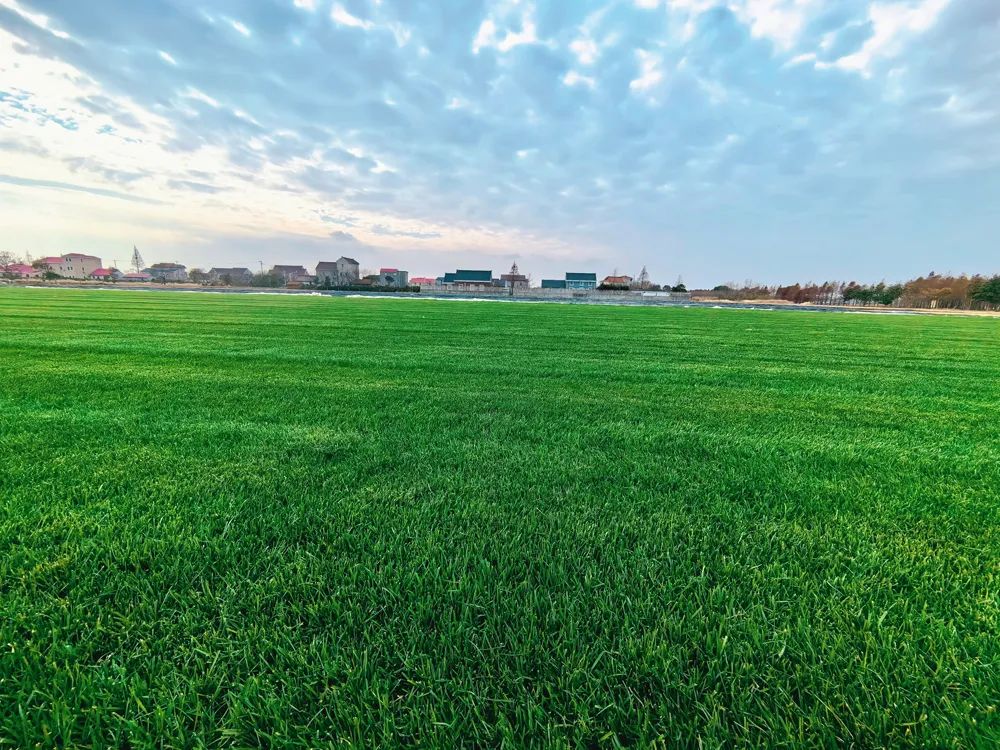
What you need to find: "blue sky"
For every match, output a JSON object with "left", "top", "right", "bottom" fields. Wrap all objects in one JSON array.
[{"left": 0, "top": 0, "right": 997, "bottom": 285}]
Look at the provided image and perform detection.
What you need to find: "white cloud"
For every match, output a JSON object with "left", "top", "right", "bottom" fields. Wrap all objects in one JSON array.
[
  {"left": 734, "top": 0, "right": 820, "bottom": 51},
  {"left": 293, "top": 0, "right": 317, "bottom": 10},
  {"left": 330, "top": 3, "right": 374, "bottom": 30},
  {"left": 229, "top": 19, "right": 251, "bottom": 37},
  {"left": 834, "top": 0, "right": 951, "bottom": 75},
  {"left": 563, "top": 70, "right": 596, "bottom": 89},
  {"left": 472, "top": 3, "right": 538, "bottom": 54},
  {"left": 158, "top": 50, "right": 177, "bottom": 66},
  {"left": 630, "top": 49, "right": 664, "bottom": 95},
  {"left": 182, "top": 87, "right": 220, "bottom": 107},
  {"left": 472, "top": 18, "right": 497, "bottom": 53},
  {"left": 569, "top": 37, "right": 599, "bottom": 65}
]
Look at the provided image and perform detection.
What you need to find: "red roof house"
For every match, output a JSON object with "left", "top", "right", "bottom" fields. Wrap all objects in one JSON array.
[
  {"left": 89, "top": 268, "right": 123, "bottom": 280},
  {"left": 2, "top": 263, "right": 39, "bottom": 278}
]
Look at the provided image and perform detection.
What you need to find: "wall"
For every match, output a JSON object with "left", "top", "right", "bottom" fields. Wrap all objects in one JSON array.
[{"left": 418, "top": 286, "right": 692, "bottom": 303}]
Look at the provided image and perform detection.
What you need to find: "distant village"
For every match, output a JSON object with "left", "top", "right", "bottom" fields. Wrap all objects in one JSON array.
[
  {"left": 5, "top": 248, "right": 996, "bottom": 311},
  {"left": 0, "top": 248, "right": 687, "bottom": 294}
]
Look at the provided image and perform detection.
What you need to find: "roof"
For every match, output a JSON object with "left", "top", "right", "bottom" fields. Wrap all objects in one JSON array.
[
  {"left": 315, "top": 262, "right": 339, "bottom": 270},
  {"left": 63, "top": 253, "right": 100, "bottom": 260},
  {"left": 4, "top": 263, "right": 36, "bottom": 273},
  {"left": 272, "top": 265, "right": 306, "bottom": 271},
  {"left": 448, "top": 269, "right": 492, "bottom": 282},
  {"left": 603, "top": 275, "right": 632, "bottom": 284},
  {"left": 210, "top": 267, "right": 250, "bottom": 273},
  {"left": 90, "top": 268, "right": 114, "bottom": 277},
  {"left": 150, "top": 262, "right": 186, "bottom": 269},
  {"left": 410, "top": 277, "right": 436, "bottom": 284},
  {"left": 39, "top": 256, "right": 64, "bottom": 264},
  {"left": 566, "top": 272, "right": 597, "bottom": 281},
  {"left": 380, "top": 267, "right": 399, "bottom": 274},
  {"left": 338, "top": 256, "right": 359, "bottom": 265},
  {"left": 541, "top": 279, "right": 567, "bottom": 289}
]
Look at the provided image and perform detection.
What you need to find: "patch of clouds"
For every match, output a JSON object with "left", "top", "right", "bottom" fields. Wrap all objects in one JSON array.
[
  {"left": 831, "top": 0, "right": 952, "bottom": 75},
  {"left": 320, "top": 213, "right": 358, "bottom": 227},
  {"left": 329, "top": 229, "right": 359, "bottom": 242},
  {"left": 630, "top": 49, "right": 664, "bottom": 95},
  {"left": 473, "top": 3, "right": 539, "bottom": 54},
  {"left": 563, "top": 70, "right": 596, "bottom": 88},
  {"left": 228, "top": 18, "right": 251, "bottom": 37},
  {"left": 64, "top": 156, "right": 149, "bottom": 184},
  {"left": 370, "top": 223, "right": 443, "bottom": 239},
  {"left": 167, "top": 179, "right": 226, "bottom": 194},
  {"left": 0, "top": 0, "right": 995, "bottom": 283},
  {"left": 330, "top": 4, "right": 374, "bottom": 30}
]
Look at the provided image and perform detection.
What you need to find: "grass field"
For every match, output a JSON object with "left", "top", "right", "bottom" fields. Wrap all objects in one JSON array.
[{"left": 1, "top": 287, "right": 999, "bottom": 748}]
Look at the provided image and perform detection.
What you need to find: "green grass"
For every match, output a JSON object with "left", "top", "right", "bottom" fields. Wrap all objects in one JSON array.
[{"left": 1, "top": 287, "right": 998, "bottom": 748}]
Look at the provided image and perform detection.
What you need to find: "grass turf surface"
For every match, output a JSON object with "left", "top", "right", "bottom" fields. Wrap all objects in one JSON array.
[{"left": 1, "top": 287, "right": 999, "bottom": 748}]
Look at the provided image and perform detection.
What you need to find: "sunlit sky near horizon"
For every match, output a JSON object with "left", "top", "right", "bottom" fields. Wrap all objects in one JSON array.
[{"left": 1, "top": 0, "right": 997, "bottom": 285}]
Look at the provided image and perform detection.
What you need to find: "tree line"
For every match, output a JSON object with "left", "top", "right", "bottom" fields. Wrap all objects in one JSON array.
[{"left": 703, "top": 273, "right": 1000, "bottom": 310}]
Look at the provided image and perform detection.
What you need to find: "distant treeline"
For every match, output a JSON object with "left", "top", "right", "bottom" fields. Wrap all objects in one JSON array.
[{"left": 700, "top": 273, "right": 1000, "bottom": 310}]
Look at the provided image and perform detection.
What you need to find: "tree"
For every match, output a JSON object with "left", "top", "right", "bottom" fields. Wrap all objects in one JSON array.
[
  {"left": 251, "top": 272, "right": 283, "bottom": 288},
  {"left": 972, "top": 276, "right": 1000, "bottom": 305},
  {"left": 879, "top": 284, "right": 904, "bottom": 306},
  {"left": 671, "top": 283, "right": 687, "bottom": 293},
  {"left": 189, "top": 268, "right": 209, "bottom": 283},
  {"left": 0, "top": 251, "right": 20, "bottom": 279}
]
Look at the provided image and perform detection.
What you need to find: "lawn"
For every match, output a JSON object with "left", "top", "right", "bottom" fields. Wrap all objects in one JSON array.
[{"left": 1, "top": 287, "right": 998, "bottom": 748}]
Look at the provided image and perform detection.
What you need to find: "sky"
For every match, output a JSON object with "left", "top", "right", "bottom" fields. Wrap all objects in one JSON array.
[{"left": 0, "top": 0, "right": 997, "bottom": 286}]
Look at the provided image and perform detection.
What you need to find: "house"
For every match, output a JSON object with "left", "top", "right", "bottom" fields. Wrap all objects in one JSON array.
[
  {"left": 208, "top": 267, "right": 253, "bottom": 285},
  {"left": 269, "top": 265, "right": 311, "bottom": 284},
  {"left": 378, "top": 268, "right": 410, "bottom": 288},
  {"left": 410, "top": 276, "right": 436, "bottom": 287},
  {"left": 145, "top": 262, "right": 188, "bottom": 282},
  {"left": 500, "top": 263, "right": 529, "bottom": 289},
  {"left": 540, "top": 272, "right": 598, "bottom": 290},
  {"left": 315, "top": 256, "right": 360, "bottom": 285},
  {"left": 89, "top": 267, "right": 123, "bottom": 281},
  {"left": 601, "top": 275, "right": 633, "bottom": 290},
  {"left": 121, "top": 272, "right": 153, "bottom": 282},
  {"left": 35, "top": 253, "right": 103, "bottom": 279},
  {"left": 566, "top": 272, "right": 597, "bottom": 289},
  {"left": 1, "top": 263, "right": 40, "bottom": 278},
  {"left": 441, "top": 269, "right": 497, "bottom": 289}
]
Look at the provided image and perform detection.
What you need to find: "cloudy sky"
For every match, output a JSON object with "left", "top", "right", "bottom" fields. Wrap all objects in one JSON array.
[{"left": 0, "top": 0, "right": 997, "bottom": 285}]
